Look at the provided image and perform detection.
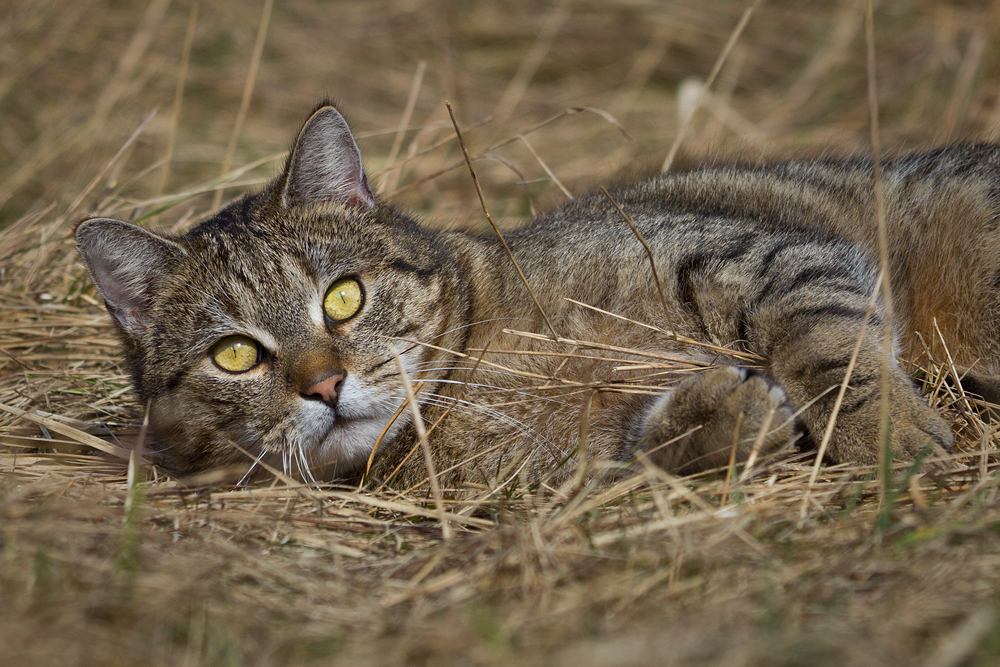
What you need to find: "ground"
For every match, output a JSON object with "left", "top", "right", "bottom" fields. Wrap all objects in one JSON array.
[{"left": 3, "top": 1, "right": 1000, "bottom": 665}]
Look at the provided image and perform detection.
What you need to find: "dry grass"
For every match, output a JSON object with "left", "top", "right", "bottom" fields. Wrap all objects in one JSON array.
[{"left": 4, "top": 1, "right": 1000, "bottom": 664}]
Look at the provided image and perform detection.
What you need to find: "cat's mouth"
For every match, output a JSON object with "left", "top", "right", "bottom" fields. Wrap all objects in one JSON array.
[
  {"left": 328, "top": 412, "right": 374, "bottom": 430},
  {"left": 324, "top": 408, "right": 397, "bottom": 435},
  {"left": 297, "top": 400, "right": 407, "bottom": 471}
]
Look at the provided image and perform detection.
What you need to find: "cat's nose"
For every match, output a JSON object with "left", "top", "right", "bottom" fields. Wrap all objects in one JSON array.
[{"left": 303, "top": 370, "right": 346, "bottom": 407}]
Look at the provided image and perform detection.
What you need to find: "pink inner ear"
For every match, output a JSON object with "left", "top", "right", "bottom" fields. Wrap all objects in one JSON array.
[
  {"left": 96, "top": 273, "right": 151, "bottom": 333},
  {"left": 108, "top": 305, "right": 149, "bottom": 335},
  {"left": 349, "top": 170, "right": 374, "bottom": 208},
  {"left": 76, "top": 218, "right": 181, "bottom": 338}
]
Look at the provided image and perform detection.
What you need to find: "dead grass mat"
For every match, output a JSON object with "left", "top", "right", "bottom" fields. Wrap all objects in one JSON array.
[{"left": 5, "top": 0, "right": 1000, "bottom": 665}]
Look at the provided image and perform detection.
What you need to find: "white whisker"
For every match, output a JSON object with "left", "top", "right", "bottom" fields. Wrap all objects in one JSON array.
[
  {"left": 404, "top": 391, "right": 550, "bottom": 448},
  {"left": 237, "top": 446, "right": 269, "bottom": 487},
  {"left": 296, "top": 441, "right": 318, "bottom": 485}
]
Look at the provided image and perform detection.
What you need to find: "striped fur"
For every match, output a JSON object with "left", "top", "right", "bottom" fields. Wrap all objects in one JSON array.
[{"left": 75, "top": 104, "right": 970, "bottom": 486}]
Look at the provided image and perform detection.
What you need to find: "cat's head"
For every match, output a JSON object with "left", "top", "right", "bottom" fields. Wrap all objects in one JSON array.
[{"left": 75, "top": 104, "right": 470, "bottom": 479}]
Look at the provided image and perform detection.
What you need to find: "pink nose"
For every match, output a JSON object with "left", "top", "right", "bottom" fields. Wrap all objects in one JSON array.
[{"left": 304, "top": 371, "right": 345, "bottom": 406}]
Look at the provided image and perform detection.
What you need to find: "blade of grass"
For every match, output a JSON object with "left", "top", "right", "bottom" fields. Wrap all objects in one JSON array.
[
  {"left": 493, "top": 2, "right": 569, "bottom": 125},
  {"left": 158, "top": 0, "right": 199, "bottom": 198},
  {"left": 378, "top": 60, "right": 427, "bottom": 195},
  {"left": 864, "top": 0, "right": 895, "bottom": 516},
  {"left": 447, "top": 100, "right": 558, "bottom": 340},
  {"left": 212, "top": 0, "right": 274, "bottom": 209},
  {"left": 661, "top": 0, "right": 763, "bottom": 173},
  {"left": 0, "top": 401, "right": 134, "bottom": 460},
  {"left": 393, "top": 351, "right": 451, "bottom": 540}
]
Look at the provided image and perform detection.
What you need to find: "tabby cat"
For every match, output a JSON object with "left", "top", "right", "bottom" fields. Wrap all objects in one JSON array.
[{"left": 76, "top": 103, "right": 980, "bottom": 487}]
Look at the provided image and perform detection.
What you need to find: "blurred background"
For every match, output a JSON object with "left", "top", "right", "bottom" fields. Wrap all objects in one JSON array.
[
  {"left": 6, "top": 3, "right": 1000, "bottom": 664},
  {"left": 3, "top": 0, "right": 1000, "bottom": 234}
]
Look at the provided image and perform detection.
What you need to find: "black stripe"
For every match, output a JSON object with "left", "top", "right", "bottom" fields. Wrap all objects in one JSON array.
[
  {"left": 801, "top": 357, "right": 852, "bottom": 378},
  {"left": 390, "top": 324, "right": 417, "bottom": 338},
  {"left": 390, "top": 259, "right": 434, "bottom": 278},
  {"left": 163, "top": 369, "right": 187, "bottom": 392},
  {"left": 754, "top": 239, "right": 799, "bottom": 279},
  {"left": 949, "top": 157, "right": 980, "bottom": 178},
  {"left": 717, "top": 235, "right": 757, "bottom": 262},
  {"left": 735, "top": 307, "right": 750, "bottom": 346},
  {"left": 846, "top": 373, "right": 876, "bottom": 390},
  {"left": 676, "top": 233, "right": 760, "bottom": 308},
  {"left": 837, "top": 390, "right": 874, "bottom": 415},
  {"left": 365, "top": 358, "right": 393, "bottom": 374},
  {"left": 203, "top": 393, "right": 237, "bottom": 407},
  {"left": 785, "top": 265, "right": 855, "bottom": 294},
  {"left": 756, "top": 265, "right": 858, "bottom": 305},
  {"left": 797, "top": 358, "right": 876, "bottom": 392},
  {"left": 675, "top": 252, "right": 712, "bottom": 309}
]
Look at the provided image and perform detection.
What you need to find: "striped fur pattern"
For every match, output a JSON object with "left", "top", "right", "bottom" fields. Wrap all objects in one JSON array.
[{"left": 75, "top": 104, "right": 970, "bottom": 485}]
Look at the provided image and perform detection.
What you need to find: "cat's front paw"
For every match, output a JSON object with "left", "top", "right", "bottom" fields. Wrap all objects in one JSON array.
[
  {"left": 638, "top": 366, "right": 800, "bottom": 473},
  {"left": 889, "top": 376, "right": 953, "bottom": 466},
  {"left": 820, "top": 372, "right": 953, "bottom": 466}
]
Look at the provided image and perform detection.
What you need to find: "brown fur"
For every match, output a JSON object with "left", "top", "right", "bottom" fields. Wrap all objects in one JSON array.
[
  {"left": 75, "top": 104, "right": 970, "bottom": 489},
  {"left": 647, "top": 150, "right": 1000, "bottom": 379}
]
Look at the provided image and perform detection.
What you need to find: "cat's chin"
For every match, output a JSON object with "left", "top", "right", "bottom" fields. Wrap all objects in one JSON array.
[{"left": 305, "top": 406, "right": 410, "bottom": 476}]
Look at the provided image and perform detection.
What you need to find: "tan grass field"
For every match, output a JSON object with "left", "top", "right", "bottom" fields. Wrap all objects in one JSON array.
[{"left": 4, "top": 1, "right": 1000, "bottom": 664}]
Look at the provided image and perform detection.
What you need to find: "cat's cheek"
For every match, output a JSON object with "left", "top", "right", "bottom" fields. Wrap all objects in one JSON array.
[
  {"left": 150, "top": 393, "right": 185, "bottom": 433},
  {"left": 335, "top": 375, "right": 402, "bottom": 420}
]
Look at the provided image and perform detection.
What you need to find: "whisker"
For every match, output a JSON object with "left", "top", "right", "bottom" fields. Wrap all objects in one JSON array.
[
  {"left": 408, "top": 362, "right": 526, "bottom": 379},
  {"left": 423, "top": 377, "right": 567, "bottom": 407},
  {"left": 366, "top": 340, "right": 423, "bottom": 373},
  {"left": 427, "top": 316, "right": 524, "bottom": 342},
  {"left": 297, "top": 441, "right": 318, "bottom": 486},
  {"left": 237, "top": 446, "right": 268, "bottom": 487},
  {"left": 404, "top": 391, "right": 552, "bottom": 449}
]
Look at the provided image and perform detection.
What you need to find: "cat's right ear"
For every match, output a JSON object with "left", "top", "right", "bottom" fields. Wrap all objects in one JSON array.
[
  {"left": 75, "top": 219, "right": 185, "bottom": 337},
  {"left": 278, "top": 104, "right": 375, "bottom": 210}
]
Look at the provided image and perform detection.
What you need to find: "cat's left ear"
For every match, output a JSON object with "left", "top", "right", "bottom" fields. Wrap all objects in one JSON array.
[
  {"left": 279, "top": 104, "right": 375, "bottom": 210},
  {"left": 75, "top": 218, "right": 186, "bottom": 337}
]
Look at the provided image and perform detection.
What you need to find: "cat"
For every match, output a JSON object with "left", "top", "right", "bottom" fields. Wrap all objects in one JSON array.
[{"left": 74, "top": 102, "right": 971, "bottom": 488}]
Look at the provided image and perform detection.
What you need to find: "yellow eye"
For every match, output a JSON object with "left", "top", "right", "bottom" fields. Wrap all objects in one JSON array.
[
  {"left": 211, "top": 335, "right": 260, "bottom": 373},
  {"left": 324, "top": 277, "right": 363, "bottom": 322}
]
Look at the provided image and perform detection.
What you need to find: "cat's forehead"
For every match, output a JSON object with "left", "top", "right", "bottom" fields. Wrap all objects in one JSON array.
[
  {"left": 164, "top": 204, "right": 408, "bottom": 334},
  {"left": 184, "top": 204, "right": 387, "bottom": 275}
]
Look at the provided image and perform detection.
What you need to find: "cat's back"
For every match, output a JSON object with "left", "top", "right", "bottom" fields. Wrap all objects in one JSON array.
[{"left": 511, "top": 143, "right": 1000, "bottom": 375}]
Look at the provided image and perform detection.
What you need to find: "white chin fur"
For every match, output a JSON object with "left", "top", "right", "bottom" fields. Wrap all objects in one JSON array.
[
  {"left": 315, "top": 414, "right": 409, "bottom": 471},
  {"left": 293, "top": 374, "right": 409, "bottom": 473}
]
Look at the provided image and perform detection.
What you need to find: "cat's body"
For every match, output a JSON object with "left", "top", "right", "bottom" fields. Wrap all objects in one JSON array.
[{"left": 76, "top": 104, "right": 979, "bottom": 487}]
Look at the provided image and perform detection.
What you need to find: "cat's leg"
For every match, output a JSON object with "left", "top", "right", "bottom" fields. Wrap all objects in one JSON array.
[
  {"left": 740, "top": 246, "right": 954, "bottom": 466},
  {"left": 661, "top": 227, "right": 953, "bottom": 469},
  {"left": 761, "top": 317, "right": 954, "bottom": 466},
  {"left": 637, "top": 366, "right": 800, "bottom": 473}
]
